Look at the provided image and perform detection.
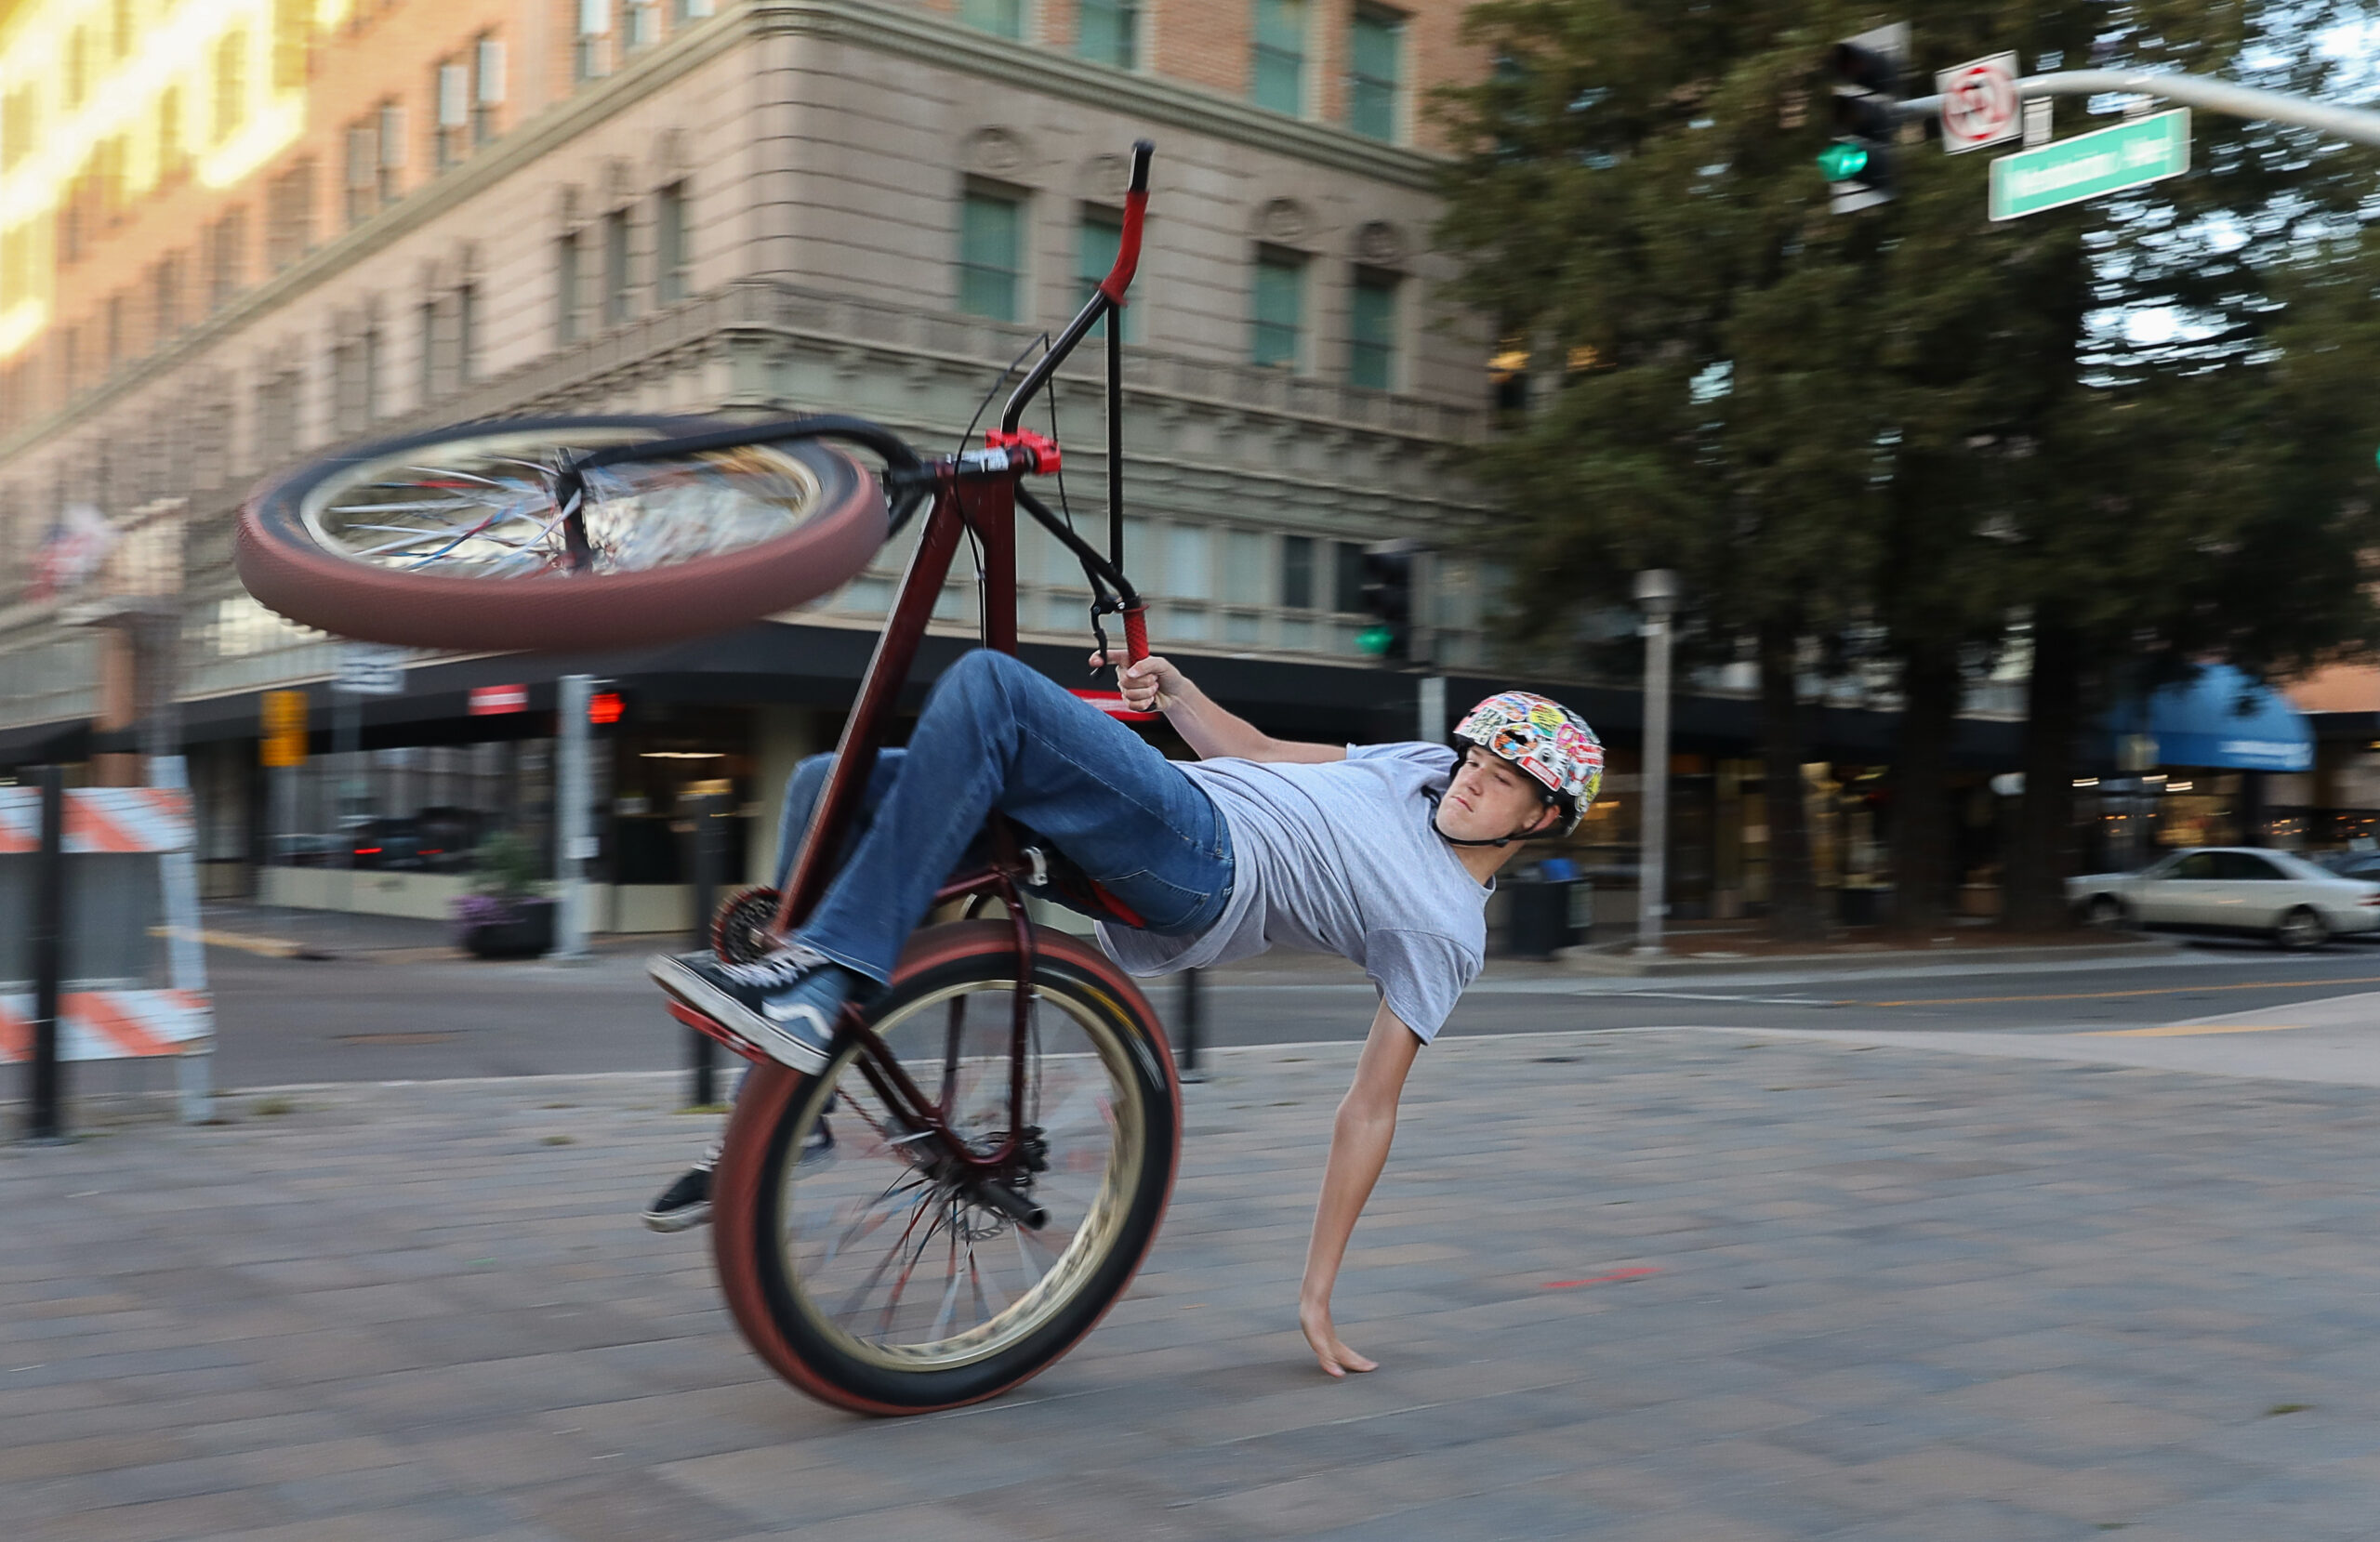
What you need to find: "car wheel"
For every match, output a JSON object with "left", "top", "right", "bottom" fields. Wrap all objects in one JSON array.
[
  {"left": 2276, "top": 906, "right": 2330, "bottom": 952},
  {"left": 2083, "top": 895, "right": 2132, "bottom": 930}
]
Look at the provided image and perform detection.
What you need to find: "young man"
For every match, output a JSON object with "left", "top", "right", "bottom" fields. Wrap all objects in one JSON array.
[{"left": 648, "top": 647, "right": 1601, "bottom": 1377}]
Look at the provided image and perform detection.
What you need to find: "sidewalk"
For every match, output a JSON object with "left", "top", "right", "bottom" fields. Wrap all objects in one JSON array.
[{"left": 9, "top": 1031, "right": 2380, "bottom": 1539}]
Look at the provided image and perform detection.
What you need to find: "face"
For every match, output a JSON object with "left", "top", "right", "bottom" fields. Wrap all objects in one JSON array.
[{"left": 1439, "top": 746, "right": 1556, "bottom": 844}]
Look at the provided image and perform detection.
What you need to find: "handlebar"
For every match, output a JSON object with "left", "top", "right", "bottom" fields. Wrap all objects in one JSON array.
[{"left": 999, "top": 139, "right": 1155, "bottom": 434}]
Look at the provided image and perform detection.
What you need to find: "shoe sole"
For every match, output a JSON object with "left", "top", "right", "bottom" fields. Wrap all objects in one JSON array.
[
  {"left": 642, "top": 1201, "right": 713, "bottom": 1233},
  {"left": 647, "top": 958, "right": 831, "bottom": 1076}
]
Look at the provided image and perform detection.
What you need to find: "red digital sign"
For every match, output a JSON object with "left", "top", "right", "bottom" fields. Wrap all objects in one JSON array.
[
  {"left": 588, "top": 691, "right": 625, "bottom": 725},
  {"left": 469, "top": 684, "right": 529, "bottom": 716}
]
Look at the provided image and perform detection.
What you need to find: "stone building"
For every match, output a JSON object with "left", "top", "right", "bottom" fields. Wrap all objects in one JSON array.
[{"left": 0, "top": 0, "right": 1514, "bottom": 928}]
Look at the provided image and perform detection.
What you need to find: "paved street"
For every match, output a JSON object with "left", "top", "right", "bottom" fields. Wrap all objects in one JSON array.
[
  {"left": 190, "top": 910, "right": 2380, "bottom": 1089},
  {"left": 13, "top": 1000, "right": 2380, "bottom": 1538}
]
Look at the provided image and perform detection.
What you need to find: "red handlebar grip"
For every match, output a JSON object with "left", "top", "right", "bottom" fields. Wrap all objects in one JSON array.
[
  {"left": 1121, "top": 605, "right": 1149, "bottom": 666},
  {"left": 1097, "top": 186, "right": 1149, "bottom": 304}
]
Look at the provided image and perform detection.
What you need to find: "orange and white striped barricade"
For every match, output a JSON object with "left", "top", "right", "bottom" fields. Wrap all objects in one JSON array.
[{"left": 0, "top": 759, "right": 213, "bottom": 1124}]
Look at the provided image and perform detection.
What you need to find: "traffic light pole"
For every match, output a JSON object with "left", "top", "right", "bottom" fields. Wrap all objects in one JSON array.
[
  {"left": 554, "top": 675, "right": 594, "bottom": 962},
  {"left": 1633, "top": 571, "right": 1678, "bottom": 957},
  {"left": 1900, "top": 69, "right": 2380, "bottom": 150}
]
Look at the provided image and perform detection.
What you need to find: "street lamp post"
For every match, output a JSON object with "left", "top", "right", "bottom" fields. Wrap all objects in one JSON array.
[{"left": 1633, "top": 570, "right": 1679, "bottom": 956}]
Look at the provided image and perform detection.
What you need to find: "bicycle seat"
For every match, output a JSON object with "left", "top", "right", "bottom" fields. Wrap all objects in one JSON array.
[{"left": 1006, "top": 825, "right": 1146, "bottom": 929}]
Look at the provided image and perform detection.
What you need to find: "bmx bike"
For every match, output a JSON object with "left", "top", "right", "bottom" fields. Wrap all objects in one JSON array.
[{"left": 234, "top": 144, "right": 1184, "bottom": 1414}]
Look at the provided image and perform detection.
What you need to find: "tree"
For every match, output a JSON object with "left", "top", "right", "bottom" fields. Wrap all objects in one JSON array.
[{"left": 1435, "top": 0, "right": 2380, "bottom": 939}]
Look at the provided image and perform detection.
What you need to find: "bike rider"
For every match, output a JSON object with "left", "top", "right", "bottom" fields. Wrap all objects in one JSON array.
[{"left": 648, "top": 648, "right": 1601, "bottom": 1378}]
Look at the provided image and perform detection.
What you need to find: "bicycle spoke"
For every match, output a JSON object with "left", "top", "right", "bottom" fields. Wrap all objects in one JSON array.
[{"left": 302, "top": 431, "right": 826, "bottom": 581}]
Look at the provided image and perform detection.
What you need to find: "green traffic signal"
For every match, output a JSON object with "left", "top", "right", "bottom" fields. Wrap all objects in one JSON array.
[
  {"left": 1817, "top": 141, "right": 1871, "bottom": 181},
  {"left": 1355, "top": 624, "right": 1395, "bottom": 657}
]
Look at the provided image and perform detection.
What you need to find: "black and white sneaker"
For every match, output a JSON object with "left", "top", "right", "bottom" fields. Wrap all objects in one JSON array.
[
  {"left": 641, "top": 1125, "right": 834, "bottom": 1234},
  {"left": 647, "top": 944, "right": 865, "bottom": 1074},
  {"left": 641, "top": 1142, "right": 719, "bottom": 1232}
]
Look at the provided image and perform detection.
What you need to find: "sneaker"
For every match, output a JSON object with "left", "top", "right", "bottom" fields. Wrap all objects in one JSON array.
[
  {"left": 642, "top": 1143, "right": 718, "bottom": 1232},
  {"left": 648, "top": 944, "right": 866, "bottom": 1075},
  {"left": 640, "top": 1124, "right": 834, "bottom": 1234}
]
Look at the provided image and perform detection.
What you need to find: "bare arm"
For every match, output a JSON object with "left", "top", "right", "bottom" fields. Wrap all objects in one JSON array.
[
  {"left": 1091, "top": 650, "right": 1343, "bottom": 764},
  {"left": 1299, "top": 999, "right": 1422, "bottom": 1377}
]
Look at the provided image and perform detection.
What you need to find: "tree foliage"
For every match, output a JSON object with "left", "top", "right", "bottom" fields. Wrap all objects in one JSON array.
[{"left": 1435, "top": 0, "right": 2380, "bottom": 930}]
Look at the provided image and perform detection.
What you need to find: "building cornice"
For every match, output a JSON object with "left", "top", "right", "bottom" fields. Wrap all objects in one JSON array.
[{"left": 760, "top": 1, "right": 1445, "bottom": 190}]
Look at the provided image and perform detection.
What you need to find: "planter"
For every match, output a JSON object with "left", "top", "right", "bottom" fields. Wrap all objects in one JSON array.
[{"left": 460, "top": 897, "right": 556, "bottom": 958}]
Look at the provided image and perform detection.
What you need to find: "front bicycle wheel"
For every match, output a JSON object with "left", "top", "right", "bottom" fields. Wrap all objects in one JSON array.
[
  {"left": 234, "top": 415, "right": 888, "bottom": 652},
  {"left": 711, "top": 921, "right": 1180, "bottom": 1415}
]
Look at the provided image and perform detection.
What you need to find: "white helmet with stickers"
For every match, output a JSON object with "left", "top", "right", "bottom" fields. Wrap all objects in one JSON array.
[{"left": 1450, "top": 691, "right": 1604, "bottom": 838}]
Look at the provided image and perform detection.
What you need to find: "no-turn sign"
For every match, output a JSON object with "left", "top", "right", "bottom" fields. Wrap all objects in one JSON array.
[{"left": 1937, "top": 51, "right": 2021, "bottom": 153}]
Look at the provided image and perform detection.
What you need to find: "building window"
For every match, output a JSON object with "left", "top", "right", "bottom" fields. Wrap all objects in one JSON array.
[
  {"left": 1250, "top": 246, "right": 1304, "bottom": 370},
  {"left": 602, "top": 208, "right": 632, "bottom": 326},
  {"left": 655, "top": 182, "right": 689, "bottom": 304},
  {"left": 156, "top": 88, "right": 186, "bottom": 184},
  {"left": 457, "top": 283, "right": 478, "bottom": 384},
  {"left": 207, "top": 207, "right": 246, "bottom": 310},
  {"left": 377, "top": 100, "right": 404, "bottom": 205},
  {"left": 1347, "top": 5, "right": 1403, "bottom": 141},
  {"left": 958, "top": 187, "right": 1024, "bottom": 323},
  {"left": 675, "top": 0, "right": 714, "bottom": 20},
  {"left": 5, "top": 88, "right": 38, "bottom": 174},
  {"left": 575, "top": 0, "right": 611, "bottom": 81},
  {"left": 1281, "top": 534, "right": 1315, "bottom": 609},
  {"left": 556, "top": 233, "right": 583, "bottom": 344},
  {"left": 1251, "top": 0, "right": 1306, "bottom": 116},
  {"left": 417, "top": 298, "right": 439, "bottom": 405},
  {"left": 626, "top": 0, "right": 661, "bottom": 51},
  {"left": 152, "top": 252, "right": 182, "bottom": 339},
  {"left": 266, "top": 158, "right": 314, "bottom": 270},
  {"left": 214, "top": 31, "right": 248, "bottom": 143},
  {"left": 1332, "top": 539, "right": 1367, "bottom": 612},
  {"left": 473, "top": 35, "right": 505, "bottom": 145},
  {"left": 362, "top": 325, "right": 381, "bottom": 422},
  {"left": 272, "top": 0, "right": 312, "bottom": 89},
  {"left": 1078, "top": 0, "right": 1137, "bottom": 67},
  {"left": 959, "top": 0, "right": 1025, "bottom": 38},
  {"left": 103, "top": 293, "right": 125, "bottom": 371},
  {"left": 1076, "top": 205, "right": 1134, "bottom": 341},
  {"left": 435, "top": 59, "right": 469, "bottom": 169},
  {"left": 1348, "top": 266, "right": 1397, "bottom": 389},
  {"left": 343, "top": 117, "right": 377, "bottom": 227}
]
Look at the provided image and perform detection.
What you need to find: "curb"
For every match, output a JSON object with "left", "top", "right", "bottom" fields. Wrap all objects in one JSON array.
[{"left": 1554, "top": 938, "right": 2182, "bottom": 978}]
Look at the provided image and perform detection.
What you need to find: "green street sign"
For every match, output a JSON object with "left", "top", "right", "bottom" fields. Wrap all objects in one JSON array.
[{"left": 1989, "top": 109, "right": 2190, "bottom": 221}]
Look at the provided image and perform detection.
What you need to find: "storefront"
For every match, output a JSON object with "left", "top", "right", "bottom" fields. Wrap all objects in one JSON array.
[{"left": 2087, "top": 665, "right": 2316, "bottom": 868}]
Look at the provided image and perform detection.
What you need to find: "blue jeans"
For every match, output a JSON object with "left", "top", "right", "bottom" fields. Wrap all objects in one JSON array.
[{"left": 769, "top": 650, "right": 1234, "bottom": 982}]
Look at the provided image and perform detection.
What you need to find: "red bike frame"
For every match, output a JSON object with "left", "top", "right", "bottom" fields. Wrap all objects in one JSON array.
[{"left": 656, "top": 141, "right": 1159, "bottom": 1188}]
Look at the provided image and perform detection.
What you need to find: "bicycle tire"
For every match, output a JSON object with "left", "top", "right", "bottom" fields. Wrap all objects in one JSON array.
[
  {"left": 234, "top": 415, "right": 888, "bottom": 652},
  {"left": 711, "top": 920, "right": 1180, "bottom": 1416}
]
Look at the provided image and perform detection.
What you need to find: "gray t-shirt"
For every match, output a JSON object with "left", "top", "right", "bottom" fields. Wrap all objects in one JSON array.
[{"left": 1096, "top": 742, "right": 1489, "bottom": 1042}]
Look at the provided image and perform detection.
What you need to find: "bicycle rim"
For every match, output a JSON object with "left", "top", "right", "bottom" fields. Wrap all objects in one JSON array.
[
  {"left": 298, "top": 427, "right": 829, "bottom": 580},
  {"left": 774, "top": 978, "right": 1147, "bottom": 1375}
]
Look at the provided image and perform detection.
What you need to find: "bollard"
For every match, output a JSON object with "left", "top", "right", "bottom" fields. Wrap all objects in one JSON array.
[
  {"left": 26, "top": 766, "right": 65, "bottom": 1142},
  {"left": 685, "top": 779, "right": 731, "bottom": 1108},
  {"left": 1176, "top": 966, "right": 1205, "bottom": 1084}
]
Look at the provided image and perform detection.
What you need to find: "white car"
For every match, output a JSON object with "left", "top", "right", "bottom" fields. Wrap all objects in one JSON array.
[{"left": 2068, "top": 847, "right": 2380, "bottom": 950}]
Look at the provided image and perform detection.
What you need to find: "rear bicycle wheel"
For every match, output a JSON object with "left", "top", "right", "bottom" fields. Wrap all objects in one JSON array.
[
  {"left": 234, "top": 415, "right": 888, "bottom": 652},
  {"left": 712, "top": 922, "right": 1180, "bottom": 1415}
]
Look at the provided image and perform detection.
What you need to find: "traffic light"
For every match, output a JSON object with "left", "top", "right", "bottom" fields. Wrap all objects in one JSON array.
[
  {"left": 1820, "top": 22, "right": 1907, "bottom": 214},
  {"left": 1357, "top": 540, "right": 1422, "bottom": 663}
]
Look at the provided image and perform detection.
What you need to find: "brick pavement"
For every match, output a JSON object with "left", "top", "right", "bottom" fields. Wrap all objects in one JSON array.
[{"left": 7, "top": 1030, "right": 2380, "bottom": 1540}]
